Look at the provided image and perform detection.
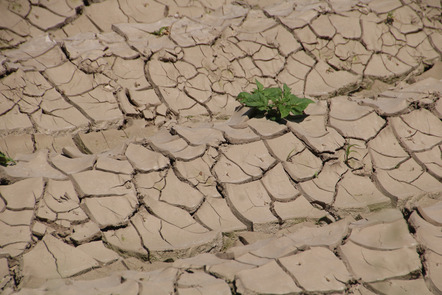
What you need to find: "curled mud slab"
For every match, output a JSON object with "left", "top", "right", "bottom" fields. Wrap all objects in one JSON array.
[{"left": 0, "top": 0, "right": 441, "bottom": 294}]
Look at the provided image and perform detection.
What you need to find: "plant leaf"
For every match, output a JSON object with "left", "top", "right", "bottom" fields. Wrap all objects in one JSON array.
[
  {"left": 278, "top": 104, "right": 291, "bottom": 118},
  {"left": 255, "top": 93, "right": 270, "bottom": 111},
  {"left": 238, "top": 91, "right": 268, "bottom": 111},
  {"left": 287, "top": 95, "right": 314, "bottom": 115},
  {"left": 255, "top": 79, "right": 264, "bottom": 92},
  {"left": 0, "top": 151, "right": 15, "bottom": 167},
  {"left": 283, "top": 84, "right": 291, "bottom": 99},
  {"left": 237, "top": 92, "right": 251, "bottom": 101},
  {"left": 262, "top": 87, "right": 282, "bottom": 103},
  {"left": 286, "top": 147, "right": 297, "bottom": 161},
  {"left": 237, "top": 81, "right": 315, "bottom": 119}
]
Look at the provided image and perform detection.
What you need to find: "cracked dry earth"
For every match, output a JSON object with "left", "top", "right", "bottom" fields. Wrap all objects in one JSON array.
[{"left": 0, "top": 0, "right": 441, "bottom": 294}]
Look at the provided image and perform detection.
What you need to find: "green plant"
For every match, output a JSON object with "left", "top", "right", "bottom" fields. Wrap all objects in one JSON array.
[
  {"left": 286, "top": 147, "right": 297, "bottom": 161},
  {"left": 221, "top": 232, "right": 238, "bottom": 252},
  {"left": 385, "top": 12, "right": 394, "bottom": 25},
  {"left": 237, "top": 80, "right": 314, "bottom": 121},
  {"left": 152, "top": 26, "right": 170, "bottom": 36},
  {"left": 0, "top": 152, "right": 15, "bottom": 167},
  {"left": 344, "top": 141, "right": 359, "bottom": 166}
]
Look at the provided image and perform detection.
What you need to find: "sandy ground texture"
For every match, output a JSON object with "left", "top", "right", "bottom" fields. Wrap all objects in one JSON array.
[{"left": 0, "top": 0, "right": 441, "bottom": 294}]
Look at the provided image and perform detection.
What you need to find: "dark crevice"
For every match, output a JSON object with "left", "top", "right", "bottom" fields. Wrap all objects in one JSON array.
[
  {"left": 125, "top": 220, "right": 151, "bottom": 262},
  {"left": 72, "top": 133, "right": 93, "bottom": 154},
  {"left": 39, "top": 71, "right": 96, "bottom": 127},
  {"left": 143, "top": 60, "right": 176, "bottom": 118},
  {"left": 182, "top": 87, "right": 214, "bottom": 119},
  {"left": 275, "top": 258, "right": 306, "bottom": 292},
  {"left": 402, "top": 208, "right": 428, "bottom": 279},
  {"left": 0, "top": 3, "right": 441, "bottom": 294}
]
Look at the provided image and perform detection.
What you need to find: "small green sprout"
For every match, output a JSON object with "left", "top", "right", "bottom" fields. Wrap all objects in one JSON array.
[
  {"left": 286, "top": 147, "right": 297, "bottom": 162},
  {"left": 152, "top": 26, "right": 170, "bottom": 36},
  {"left": 385, "top": 12, "right": 394, "bottom": 25},
  {"left": 0, "top": 152, "right": 15, "bottom": 167},
  {"left": 344, "top": 141, "right": 359, "bottom": 166},
  {"left": 237, "top": 80, "right": 314, "bottom": 121}
]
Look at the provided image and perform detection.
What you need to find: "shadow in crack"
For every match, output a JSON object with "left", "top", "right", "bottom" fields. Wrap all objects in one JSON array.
[{"left": 228, "top": 105, "right": 310, "bottom": 127}]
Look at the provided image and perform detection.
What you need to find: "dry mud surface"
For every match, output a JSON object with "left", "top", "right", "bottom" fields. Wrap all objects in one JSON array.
[{"left": 0, "top": 0, "right": 441, "bottom": 294}]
